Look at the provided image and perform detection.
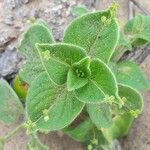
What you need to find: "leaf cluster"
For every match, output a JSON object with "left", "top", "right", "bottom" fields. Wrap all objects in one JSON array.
[{"left": 0, "top": 4, "right": 150, "bottom": 149}]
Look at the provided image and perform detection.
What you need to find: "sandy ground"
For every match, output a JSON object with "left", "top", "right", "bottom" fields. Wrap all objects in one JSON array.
[{"left": 0, "top": 0, "right": 150, "bottom": 150}]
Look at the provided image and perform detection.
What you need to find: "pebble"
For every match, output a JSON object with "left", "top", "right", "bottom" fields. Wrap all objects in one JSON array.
[{"left": 4, "top": 15, "right": 14, "bottom": 26}]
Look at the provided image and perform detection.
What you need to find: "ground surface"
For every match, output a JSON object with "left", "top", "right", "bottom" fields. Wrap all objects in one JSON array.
[{"left": 0, "top": 0, "right": 150, "bottom": 150}]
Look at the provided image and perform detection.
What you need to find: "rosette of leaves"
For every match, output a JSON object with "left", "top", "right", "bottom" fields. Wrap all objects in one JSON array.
[
  {"left": 0, "top": 3, "right": 148, "bottom": 150},
  {"left": 16, "top": 4, "right": 145, "bottom": 135},
  {"left": 14, "top": 3, "right": 145, "bottom": 145}
]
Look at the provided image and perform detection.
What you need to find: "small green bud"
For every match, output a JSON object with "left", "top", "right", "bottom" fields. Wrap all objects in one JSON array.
[
  {"left": 105, "top": 18, "right": 112, "bottom": 25},
  {"left": 44, "top": 115, "right": 49, "bottom": 122},
  {"left": 101, "top": 16, "right": 107, "bottom": 23},
  {"left": 43, "top": 109, "right": 49, "bottom": 115},
  {"left": 91, "top": 138, "right": 98, "bottom": 145},
  {"left": 109, "top": 2, "right": 119, "bottom": 12},
  {"left": 25, "top": 120, "right": 36, "bottom": 134},
  {"left": 109, "top": 2, "right": 119, "bottom": 17},
  {"left": 130, "top": 109, "right": 140, "bottom": 118},
  {"left": 88, "top": 144, "right": 93, "bottom": 150},
  {"left": 41, "top": 50, "right": 50, "bottom": 60},
  {"left": 30, "top": 16, "right": 36, "bottom": 23}
]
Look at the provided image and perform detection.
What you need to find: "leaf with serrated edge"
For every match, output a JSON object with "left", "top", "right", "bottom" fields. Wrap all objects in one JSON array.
[
  {"left": 75, "top": 59, "right": 118, "bottom": 103},
  {"left": 64, "top": 10, "right": 119, "bottom": 63},
  {"left": 36, "top": 43, "right": 87, "bottom": 85},
  {"left": 26, "top": 72, "right": 84, "bottom": 131},
  {"left": 118, "top": 84, "right": 143, "bottom": 112},
  {"left": 18, "top": 23, "right": 54, "bottom": 84},
  {"left": 87, "top": 103, "right": 113, "bottom": 128},
  {"left": 0, "top": 79, "right": 24, "bottom": 124},
  {"left": 67, "top": 57, "right": 91, "bottom": 91},
  {"left": 116, "top": 61, "right": 150, "bottom": 90}
]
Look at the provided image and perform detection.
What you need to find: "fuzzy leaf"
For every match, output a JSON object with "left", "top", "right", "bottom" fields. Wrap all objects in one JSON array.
[
  {"left": 18, "top": 23, "right": 54, "bottom": 84},
  {"left": 108, "top": 113, "right": 134, "bottom": 139},
  {"left": 36, "top": 43, "right": 87, "bottom": 85},
  {"left": 124, "top": 15, "right": 150, "bottom": 46},
  {"left": 26, "top": 72, "right": 84, "bottom": 131},
  {"left": 118, "top": 84, "right": 143, "bottom": 113},
  {"left": 64, "top": 10, "right": 119, "bottom": 63},
  {"left": 67, "top": 57, "right": 91, "bottom": 91},
  {"left": 116, "top": 61, "right": 150, "bottom": 90},
  {"left": 87, "top": 103, "right": 113, "bottom": 128},
  {"left": 75, "top": 59, "right": 118, "bottom": 103},
  {"left": 26, "top": 134, "right": 48, "bottom": 150},
  {"left": 118, "top": 32, "right": 132, "bottom": 50},
  {"left": 63, "top": 118, "right": 94, "bottom": 142},
  {"left": 0, "top": 79, "right": 24, "bottom": 124}
]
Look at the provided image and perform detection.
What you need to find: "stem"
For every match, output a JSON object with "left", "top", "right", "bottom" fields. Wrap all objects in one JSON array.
[{"left": 3, "top": 124, "right": 24, "bottom": 142}]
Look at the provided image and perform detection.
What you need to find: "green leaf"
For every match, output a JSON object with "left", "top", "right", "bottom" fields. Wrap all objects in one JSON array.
[
  {"left": 118, "top": 32, "right": 132, "bottom": 50},
  {"left": 71, "top": 5, "right": 88, "bottom": 17},
  {"left": 26, "top": 134, "right": 48, "bottom": 150},
  {"left": 67, "top": 57, "right": 91, "bottom": 91},
  {"left": 0, "top": 79, "right": 24, "bottom": 124},
  {"left": 18, "top": 23, "right": 54, "bottom": 84},
  {"left": 87, "top": 103, "right": 113, "bottom": 128},
  {"left": 116, "top": 61, "right": 150, "bottom": 90},
  {"left": 26, "top": 72, "right": 84, "bottom": 131},
  {"left": 107, "top": 113, "right": 134, "bottom": 139},
  {"left": 124, "top": 15, "right": 150, "bottom": 46},
  {"left": 63, "top": 118, "right": 94, "bottom": 142},
  {"left": 64, "top": 10, "right": 119, "bottom": 63},
  {"left": 36, "top": 43, "right": 87, "bottom": 85},
  {"left": 118, "top": 84, "right": 143, "bottom": 113},
  {"left": 75, "top": 59, "right": 118, "bottom": 103}
]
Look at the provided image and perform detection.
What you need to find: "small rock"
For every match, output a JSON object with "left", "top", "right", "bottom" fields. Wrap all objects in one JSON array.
[
  {"left": 0, "top": 47, "right": 22, "bottom": 78},
  {"left": 4, "top": 15, "right": 14, "bottom": 26}
]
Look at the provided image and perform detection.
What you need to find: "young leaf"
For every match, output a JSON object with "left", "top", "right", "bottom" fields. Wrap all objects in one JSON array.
[
  {"left": 75, "top": 59, "right": 118, "bottom": 103},
  {"left": 64, "top": 10, "right": 119, "bottom": 63},
  {"left": 118, "top": 84, "right": 143, "bottom": 113},
  {"left": 63, "top": 118, "right": 94, "bottom": 142},
  {"left": 36, "top": 43, "right": 87, "bottom": 85},
  {"left": 67, "top": 57, "right": 91, "bottom": 91},
  {"left": 87, "top": 103, "right": 113, "bottom": 128},
  {"left": 18, "top": 23, "right": 54, "bottom": 84},
  {"left": 124, "top": 15, "right": 150, "bottom": 46},
  {"left": 116, "top": 61, "right": 150, "bottom": 90},
  {"left": 0, "top": 79, "right": 24, "bottom": 124},
  {"left": 107, "top": 113, "right": 134, "bottom": 139},
  {"left": 26, "top": 134, "right": 48, "bottom": 150},
  {"left": 26, "top": 72, "right": 84, "bottom": 131}
]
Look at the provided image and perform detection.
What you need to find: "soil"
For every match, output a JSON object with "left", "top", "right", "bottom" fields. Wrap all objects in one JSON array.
[{"left": 0, "top": 0, "right": 150, "bottom": 150}]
